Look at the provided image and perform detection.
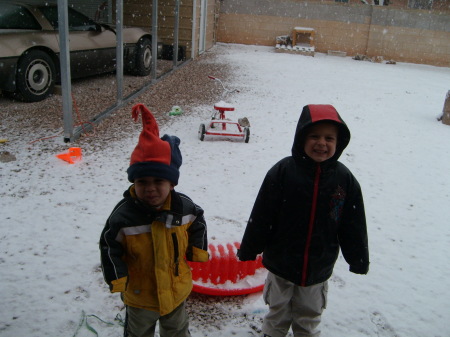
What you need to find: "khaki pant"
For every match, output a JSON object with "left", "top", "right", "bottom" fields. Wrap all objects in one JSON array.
[
  {"left": 125, "top": 301, "right": 191, "bottom": 337},
  {"left": 262, "top": 272, "right": 328, "bottom": 337}
]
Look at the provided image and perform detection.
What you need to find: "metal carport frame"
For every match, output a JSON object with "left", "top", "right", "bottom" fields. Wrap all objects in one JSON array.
[{"left": 58, "top": 0, "right": 188, "bottom": 142}]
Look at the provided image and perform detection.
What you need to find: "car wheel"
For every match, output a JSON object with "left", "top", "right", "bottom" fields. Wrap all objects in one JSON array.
[
  {"left": 198, "top": 124, "right": 206, "bottom": 141},
  {"left": 244, "top": 127, "right": 250, "bottom": 143},
  {"left": 16, "top": 50, "right": 56, "bottom": 102},
  {"left": 133, "top": 38, "right": 152, "bottom": 76}
]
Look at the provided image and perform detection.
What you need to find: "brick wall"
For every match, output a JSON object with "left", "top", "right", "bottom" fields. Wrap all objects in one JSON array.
[{"left": 217, "top": 0, "right": 450, "bottom": 67}]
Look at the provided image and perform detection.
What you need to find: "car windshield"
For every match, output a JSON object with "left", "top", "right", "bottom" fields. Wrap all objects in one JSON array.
[
  {"left": 38, "top": 6, "right": 98, "bottom": 31},
  {"left": 0, "top": 3, "right": 41, "bottom": 30}
]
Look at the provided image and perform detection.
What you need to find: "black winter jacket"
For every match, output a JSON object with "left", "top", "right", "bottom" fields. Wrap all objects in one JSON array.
[{"left": 239, "top": 105, "right": 369, "bottom": 286}]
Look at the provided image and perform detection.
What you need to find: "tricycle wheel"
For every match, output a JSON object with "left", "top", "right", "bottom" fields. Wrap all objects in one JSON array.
[
  {"left": 198, "top": 124, "right": 206, "bottom": 141},
  {"left": 243, "top": 127, "right": 250, "bottom": 143}
]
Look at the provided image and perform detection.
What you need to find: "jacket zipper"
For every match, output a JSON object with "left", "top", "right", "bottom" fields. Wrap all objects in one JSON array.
[
  {"left": 171, "top": 233, "right": 179, "bottom": 276},
  {"left": 301, "top": 164, "right": 321, "bottom": 286}
]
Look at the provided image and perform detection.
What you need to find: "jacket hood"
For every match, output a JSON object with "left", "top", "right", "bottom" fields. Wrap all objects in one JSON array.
[{"left": 292, "top": 104, "right": 351, "bottom": 162}]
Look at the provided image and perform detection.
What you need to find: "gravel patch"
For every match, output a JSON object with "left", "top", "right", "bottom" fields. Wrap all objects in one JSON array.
[{"left": 186, "top": 292, "right": 264, "bottom": 335}]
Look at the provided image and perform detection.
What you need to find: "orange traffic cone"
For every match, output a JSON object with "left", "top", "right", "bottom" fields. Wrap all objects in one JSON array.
[{"left": 56, "top": 147, "right": 82, "bottom": 164}]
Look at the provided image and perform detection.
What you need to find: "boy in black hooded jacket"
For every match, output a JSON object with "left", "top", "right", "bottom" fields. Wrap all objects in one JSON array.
[{"left": 238, "top": 104, "right": 369, "bottom": 337}]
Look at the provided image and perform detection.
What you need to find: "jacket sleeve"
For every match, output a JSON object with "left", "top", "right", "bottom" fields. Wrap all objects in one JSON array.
[
  {"left": 99, "top": 201, "right": 129, "bottom": 292},
  {"left": 186, "top": 202, "right": 209, "bottom": 262},
  {"left": 338, "top": 175, "right": 370, "bottom": 275},
  {"left": 238, "top": 165, "right": 282, "bottom": 261}
]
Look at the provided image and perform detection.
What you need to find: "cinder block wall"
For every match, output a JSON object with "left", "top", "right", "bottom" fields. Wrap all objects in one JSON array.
[
  {"left": 367, "top": 8, "right": 450, "bottom": 66},
  {"left": 217, "top": 0, "right": 450, "bottom": 67}
]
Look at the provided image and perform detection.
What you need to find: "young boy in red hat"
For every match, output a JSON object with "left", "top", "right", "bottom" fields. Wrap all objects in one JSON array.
[
  {"left": 238, "top": 104, "right": 369, "bottom": 337},
  {"left": 100, "top": 103, "right": 209, "bottom": 337}
]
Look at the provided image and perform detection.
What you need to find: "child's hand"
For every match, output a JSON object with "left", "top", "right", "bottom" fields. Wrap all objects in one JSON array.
[{"left": 236, "top": 249, "right": 257, "bottom": 261}]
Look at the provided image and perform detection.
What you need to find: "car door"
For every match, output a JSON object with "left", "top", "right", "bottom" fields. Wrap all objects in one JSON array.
[
  {"left": 39, "top": 6, "right": 117, "bottom": 78},
  {"left": 66, "top": 7, "right": 117, "bottom": 78}
]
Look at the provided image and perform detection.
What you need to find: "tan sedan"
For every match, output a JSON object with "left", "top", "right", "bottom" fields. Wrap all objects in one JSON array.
[{"left": 0, "top": 2, "right": 160, "bottom": 102}]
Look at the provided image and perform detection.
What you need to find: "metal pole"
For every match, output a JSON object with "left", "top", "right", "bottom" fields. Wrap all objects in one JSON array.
[
  {"left": 173, "top": 0, "right": 180, "bottom": 67},
  {"left": 191, "top": 0, "right": 197, "bottom": 60},
  {"left": 151, "top": 0, "right": 158, "bottom": 81},
  {"left": 58, "top": 0, "right": 73, "bottom": 142},
  {"left": 116, "top": 0, "right": 124, "bottom": 102}
]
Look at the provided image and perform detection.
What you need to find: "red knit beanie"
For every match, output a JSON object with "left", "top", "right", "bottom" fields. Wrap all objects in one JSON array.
[{"left": 127, "top": 104, "right": 182, "bottom": 184}]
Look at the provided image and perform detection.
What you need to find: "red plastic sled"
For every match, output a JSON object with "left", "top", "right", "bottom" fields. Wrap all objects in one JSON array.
[{"left": 188, "top": 242, "right": 266, "bottom": 296}]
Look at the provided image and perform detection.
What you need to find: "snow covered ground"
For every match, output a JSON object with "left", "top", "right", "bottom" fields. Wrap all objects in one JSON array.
[{"left": 1, "top": 43, "right": 450, "bottom": 337}]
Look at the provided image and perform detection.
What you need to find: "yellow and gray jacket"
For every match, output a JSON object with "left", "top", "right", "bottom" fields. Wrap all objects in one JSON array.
[{"left": 100, "top": 186, "right": 208, "bottom": 315}]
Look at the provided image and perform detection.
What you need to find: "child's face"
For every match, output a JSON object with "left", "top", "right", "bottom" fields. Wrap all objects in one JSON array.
[
  {"left": 134, "top": 176, "right": 174, "bottom": 208},
  {"left": 304, "top": 123, "right": 338, "bottom": 162}
]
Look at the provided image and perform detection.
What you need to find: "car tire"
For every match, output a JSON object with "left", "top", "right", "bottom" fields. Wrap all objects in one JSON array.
[
  {"left": 133, "top": 38, "right": 152, "bottom": 76},
  {"left": 16, "top": 50, "right": 56, "bottom": 102}
]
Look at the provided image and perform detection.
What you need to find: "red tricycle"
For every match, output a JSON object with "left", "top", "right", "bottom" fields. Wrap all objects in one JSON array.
[{"left": 198, "top": 76, "right": 250, "bottom": 143}]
